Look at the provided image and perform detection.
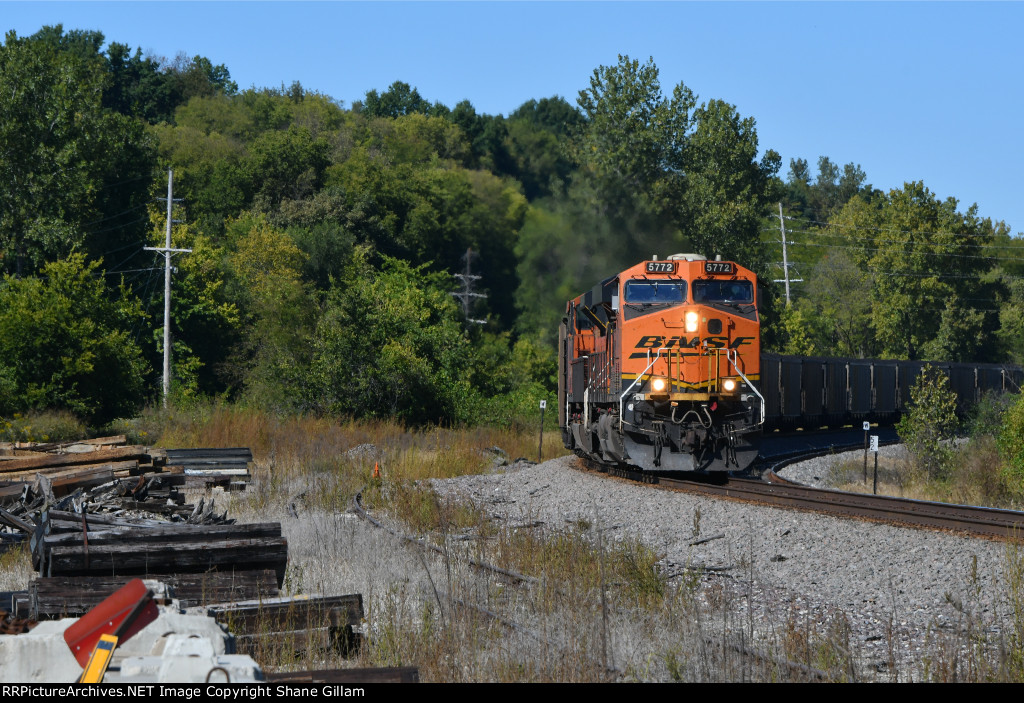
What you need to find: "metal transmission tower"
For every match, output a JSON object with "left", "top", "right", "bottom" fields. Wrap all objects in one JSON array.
[
  {"left": 451, "top": 247, "right": 487, "bottom": 326},
  {"left": 144, "top": 170, "right": 191, "bottom": 408}
]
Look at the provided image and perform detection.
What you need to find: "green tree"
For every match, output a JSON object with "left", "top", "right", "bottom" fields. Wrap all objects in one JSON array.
[
  {"left": 137, "top": 213, "right": 239, "bottom": 399},
  {"left": 306, "top": 253, "right": 472, "bottom": 424},
  {"left": 799, "top": 251, "right": 876, "bottom": 357},
  {"left": 105, "top": 42, "right": 173, "bottom": 122},
  {"left": 0, "top": 28, "right": 155, "bottom": 274},
  {"left": 510, "top": 96, "right": 584, "bottom": 135},
  {"left": 783, "top": 156, "right": 871, "bottom": 225},
  {"left": 678, "top": 98, "right": 781, "bottom": 268},
  {"left": 896, "top": 365, "right": 959, "bottom": 480},
  {"left": 775, "top": 304, "right": 824, "bottom": 356},
  {"left": 998, "top": 277, "right": 1024, "bottom": 366},
  {"left": 244, "top": 125, "right": 332, "bottom": 208},
  {"left": 361, "top": 81, "right": 436, "bottom": 118},
  {"left": 513, "top": 197, "right": 641, "bottom": 345},
  {"left": 576, "top": 55, "right": 693, "bottom": 215},
  {"left": 161, "top": 52, "right": 237, "bottom": 104},
  {"left": 371, "top": 112, "right": 469, "bottom": 165},
  {"left": 827, "top": 182, "right": 1001, "bottom": 360},
  {"left": 0, "top": 254, "right": 148, "bottom": 422},
  {"left": 920, "top": 295, "right": 988, "bottom": 362},
  {"left": 506, "top": 97, "right": 583, "bottom": 200},
  {"left": 450, "top": 100, "right": 515, "bottom": 174},
  {"left": 516, "top": 55, "right": 780, "bottom": 343},
  {"left": 222, "top": 213, "right": 314, "bottom": 408}
]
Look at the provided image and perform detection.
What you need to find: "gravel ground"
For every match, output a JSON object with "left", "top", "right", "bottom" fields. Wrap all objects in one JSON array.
[
  {"left": 431, "top": 451, "right": 1016, "bottom": 681},
  {"left": 776, "top": 443, "right": 911, "bottom": 489}
]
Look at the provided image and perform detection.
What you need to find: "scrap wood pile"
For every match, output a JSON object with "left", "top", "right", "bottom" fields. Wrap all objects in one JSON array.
[
  {"left": 0, "top": 438, "right": 286, "bottom": 621},
  {"left": 0, "top": 436, "right": 256, "bottom": 554},
  {"left": 0, "top": 438, "right": 400, "bottom": 680},
  {"left": 31, "top": 519, "right": 288, "bottom": 581}
]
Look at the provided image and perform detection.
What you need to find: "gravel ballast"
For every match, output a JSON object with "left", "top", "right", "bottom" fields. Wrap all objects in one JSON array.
[{"left": 432, "top": 451, "right": 1016, "bottom": 679}]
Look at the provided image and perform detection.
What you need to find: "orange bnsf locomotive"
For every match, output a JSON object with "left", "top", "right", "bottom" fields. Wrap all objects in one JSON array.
[{"left": 558, "top": 254, "right": 764, "bottom": 472}]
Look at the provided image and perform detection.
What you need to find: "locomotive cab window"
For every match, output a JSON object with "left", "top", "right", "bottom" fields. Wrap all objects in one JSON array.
[
  {"left": 625, "top": 280, "right": 686, "bottom": 304},
  {"left": 693, "top": 280, "right": 753, "bottom": 304}
]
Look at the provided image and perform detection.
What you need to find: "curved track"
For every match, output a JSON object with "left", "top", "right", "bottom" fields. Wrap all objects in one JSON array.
[{"left": 582, "top": 428, "right": 1024, "bottom": 539}]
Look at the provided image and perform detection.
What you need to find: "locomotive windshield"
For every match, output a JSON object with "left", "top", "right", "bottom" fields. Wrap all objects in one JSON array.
[
  {"left": 693, "top": 280, "right": 753, "bottom": 304},
  {"left": 625, "top": 280, "right": 686, "bottom": 304}
]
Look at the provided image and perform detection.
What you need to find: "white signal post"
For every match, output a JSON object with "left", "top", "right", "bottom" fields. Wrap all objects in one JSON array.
[
  {"left": 538, "top": 399, "right": 547, "bottom": 463},
  {"left": 870, "top": 434, "right": 880, "bottom": 494},
  {"left": 862, "top": 421, "right": 870, "bottom": 483},
  {"left": 144, "top": 170, "right": 191, "bottom": 408}
]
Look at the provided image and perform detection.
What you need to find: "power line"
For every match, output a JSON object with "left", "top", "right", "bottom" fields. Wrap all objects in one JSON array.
[
  {"left": 95, "top": 172, "right": 161, "bottom": 193},
  {"left": 762, "top": 224, "right": 1024, "bottom": 265},
  {"left": 784, "top": 225, "right": 1024, "bottom": 255},
  {"left": 781, "top": 213, "right": 1008, "bottom": 239},
  {"left": 82, "top": 202, "right": 152, "bottom": 227},
  {"left": 98, "top": 239, "right": 148, "bottom": 258},
  {"left": 103, "top": 266, "right": 162, "bottom": 276},
  {"left": 785, "top": 236, "right": 1024, "bottom": 265},
  {"left": 88, "top": 216, "right": 149, "bottom": 236}
]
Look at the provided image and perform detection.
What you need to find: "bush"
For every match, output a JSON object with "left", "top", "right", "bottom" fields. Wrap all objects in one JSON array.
[
  {"left": 0, "top": 410, "right": 86, "bottom": 443},
  {"left": 998, "top": 393, "right": 1024, "bottom": 491},
  {"left": 969, "top": 390, "right": 1015, "bottom": 440},
  {"left": 896, "top": 365, "right": 958, "bottom": 480},
  {"left": 305, "top": 254, "right": 473, "bottom": 425},
  {"left": 0, "top": 254, "right": 148, "bottom": 424}
]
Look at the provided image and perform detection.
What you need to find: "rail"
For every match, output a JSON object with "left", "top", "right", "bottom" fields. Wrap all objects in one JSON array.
[{"left": 577, "top": 437, "right": 1024, "bottom": 540}]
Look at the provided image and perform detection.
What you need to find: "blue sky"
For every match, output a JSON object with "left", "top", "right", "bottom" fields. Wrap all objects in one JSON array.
[{"left": 5, "top": 1, "right": 1022, "bottom": 236}]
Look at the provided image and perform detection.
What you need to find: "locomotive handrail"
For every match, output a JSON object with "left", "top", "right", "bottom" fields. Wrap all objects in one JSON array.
[
  {"left": 726, "top": 348, "right": 765, "bottom": 427},
  {"left": 618, "top": 347, "right": 666, "bottom": 431}
]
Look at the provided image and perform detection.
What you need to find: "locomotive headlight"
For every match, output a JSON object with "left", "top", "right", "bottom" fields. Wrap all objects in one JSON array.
[
  {"left": 722, "top": 378, "right": 737, "bottom": 392},
  {"left": 651, "top": 377, "right": 668, "bottom": 393},
  {"left": 685, "top": 311, "right": 699, "bottom": 332}
]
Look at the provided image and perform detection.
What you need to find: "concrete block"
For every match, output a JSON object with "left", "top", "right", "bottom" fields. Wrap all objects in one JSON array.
[
  {"left": 118, "top": 635, "right": 262, "bottom": 683},
  {"left": 0, "top": 619, "right": 81, "bottom": 683}
]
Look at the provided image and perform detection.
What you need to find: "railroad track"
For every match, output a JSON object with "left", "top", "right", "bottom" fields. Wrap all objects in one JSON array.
[{"left": 583, "top": 434, "right": 1024, "bottom": 539}]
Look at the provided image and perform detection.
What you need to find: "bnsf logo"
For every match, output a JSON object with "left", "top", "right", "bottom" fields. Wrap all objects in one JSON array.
[{"left": 632, "top": 335, "right": 754, "bottom": 350}]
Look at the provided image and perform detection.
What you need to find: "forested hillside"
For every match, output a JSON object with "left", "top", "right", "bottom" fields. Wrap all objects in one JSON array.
[{"left": 1, "top": 25, "right": 1020, "bottom": 428}]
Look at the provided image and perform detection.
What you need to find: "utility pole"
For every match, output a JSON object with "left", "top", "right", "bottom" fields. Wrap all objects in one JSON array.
[
  {"left": 451, "top": 247, "right": 486, "bottom": 326},
  {"left": 778, "top": 202, "right": 791, "bottom": 306},
  {"left": 145, "top": 170, "right": 191, "bottom": 408},
  {"left": 772, "top": 203, "right": 802, "bottom": 306}
]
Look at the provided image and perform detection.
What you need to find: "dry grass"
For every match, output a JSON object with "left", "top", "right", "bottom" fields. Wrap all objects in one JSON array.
[
  {"left": 147, "top": 404, "right": 566, "bottom": 475},
  {"left": 0, "top": 544, "right": 33, "bottom": 591},
  {"left": 11, "top": 403, "right": 1024, "bottom": 681},
  {"left": 229, "top": 478, "right": 863, "bottom": 681},
  {"left": 164, "top": 406, "right": 1024, "bottom": 682},
  {"left": 828, "top": 437, "right": 1024, "bottom": 510}
]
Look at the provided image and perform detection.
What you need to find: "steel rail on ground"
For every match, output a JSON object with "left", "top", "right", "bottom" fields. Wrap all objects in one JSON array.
[{"left": 582, "top": 439, "right": 1024, "bottom": 539}]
